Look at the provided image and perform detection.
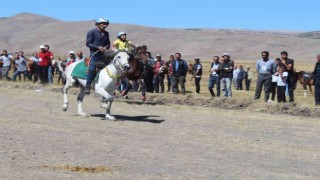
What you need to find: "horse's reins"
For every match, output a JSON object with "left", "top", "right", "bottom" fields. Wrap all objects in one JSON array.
[{"left": 87, "top": 50, "right": 100, "bottom": 67}]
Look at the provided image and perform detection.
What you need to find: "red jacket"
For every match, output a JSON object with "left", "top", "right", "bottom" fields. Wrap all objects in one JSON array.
[
  {"left": 153, "top": 60, "right": 165, "bottom": 74},
  {"left": 38, "top": 51, "right": 50, "bottom": 66}
]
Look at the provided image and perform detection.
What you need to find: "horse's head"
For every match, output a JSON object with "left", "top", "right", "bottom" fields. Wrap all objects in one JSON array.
[
  {"left": 188, "top": 63, "right": 194, "bottom": 75},
  {"left": 111, "top": 50, "right": 131, "bottom": 71},
  {"left": 127, "top": 44, "right": 147, "bottom": 62},
  {"left": 159, "top": 66, "right": 168, "bottom": 75}
]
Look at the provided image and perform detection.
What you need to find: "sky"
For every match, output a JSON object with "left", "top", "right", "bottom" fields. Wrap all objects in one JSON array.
[{"left": 1, "top": 0, "right": 319, "bottom": 31}]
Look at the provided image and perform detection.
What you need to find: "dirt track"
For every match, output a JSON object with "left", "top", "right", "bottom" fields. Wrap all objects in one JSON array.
[{"left": 0, "top": 82, "right": 320, "bottom": 179}]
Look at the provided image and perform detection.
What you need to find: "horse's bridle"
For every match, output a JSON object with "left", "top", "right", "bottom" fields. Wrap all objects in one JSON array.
[
  {"left": 130, "top": 47, "right": 146, "bottom": 63},
  {"left": 110, "top": 50, "right": 130, "bottom": 72}
]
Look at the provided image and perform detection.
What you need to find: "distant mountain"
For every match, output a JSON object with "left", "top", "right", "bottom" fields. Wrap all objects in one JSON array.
[
  {"left": 297, "top": 31, "right": 320, "bottom": 39},
  {"left": 0, "top": 12, "right": 319, "bottom": 62}
]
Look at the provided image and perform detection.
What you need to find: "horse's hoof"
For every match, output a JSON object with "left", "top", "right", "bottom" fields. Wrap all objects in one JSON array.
[
  {"left": 100, "top": 103, "right": 108, "bottom": 109},
  {"left": 140, "top": 96, "right": 146, "bottom": 101},
  {"left": 62, "top": 106, "right": 68, "bottom": 111},
  {"left": 78, "top": 112, "right": 89, "bottom": 117},
  {"left": 104, "top": 114, "right": 116, "bottom": 121}
]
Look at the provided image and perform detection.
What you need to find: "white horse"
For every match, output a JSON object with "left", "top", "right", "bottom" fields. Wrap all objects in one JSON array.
[{"left": 61, "top": 51, "right": 131, "bottom": 120}]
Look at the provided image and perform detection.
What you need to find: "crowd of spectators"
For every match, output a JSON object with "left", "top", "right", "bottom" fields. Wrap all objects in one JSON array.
[{"left": 1, "top": 47, "right": 319, "bottom": 105}]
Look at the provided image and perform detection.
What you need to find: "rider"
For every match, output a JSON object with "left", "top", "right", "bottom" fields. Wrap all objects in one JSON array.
[
  {"left": 85, "top": 18, "right": 111, "bottom": 94},
  {"left": 113, "top": 32, "right": 134, "bottom": 98},
  {"left": 112, "top": 32, "right": 132, "bottom": 51}
]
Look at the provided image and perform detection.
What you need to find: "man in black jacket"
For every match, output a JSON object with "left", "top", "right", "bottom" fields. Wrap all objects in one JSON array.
[
  {"left": 280, "top": 51, "right": 295, "bottom": 102},
  {"left": 85, "top": 18, "right": 110, "bottom": 94},
  {"left": 311, "top": 54, "right": 320, "bottom": 105},
  {"left": 171, "top": 53, "right": 188, "bottom": 95}
]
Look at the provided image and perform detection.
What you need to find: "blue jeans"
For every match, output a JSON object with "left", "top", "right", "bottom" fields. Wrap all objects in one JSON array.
[
  {"left": 48, "top": 66, "right": 53, "bottom": 84},
  {"left": 221, "top": 77, "right": 232, "bottom": 97},
  {"left": 86, "top": 53, "right": 102, "bottom": 89},
  {"left": 12, "top": 70, "right": 29, "bottom": 81},
  {"left": 208, "top": 75, "right": 220, "bottom": 96}
]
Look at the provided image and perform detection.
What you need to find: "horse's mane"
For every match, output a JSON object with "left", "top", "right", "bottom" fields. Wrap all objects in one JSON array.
[
  {"left": 100, "top": 50, "right": 118, "bottom": 61},
  {"left": 124, "top": 44, "right": 147, "bottom": 80}
]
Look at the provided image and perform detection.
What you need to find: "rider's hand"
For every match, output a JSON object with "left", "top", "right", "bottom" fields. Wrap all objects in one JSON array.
[{"left": 98, "top": 46, "right": 107, "bottom": 52}]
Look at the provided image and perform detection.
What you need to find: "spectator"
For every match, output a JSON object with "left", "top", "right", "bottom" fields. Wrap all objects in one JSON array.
[
  {"left": 166, "top": 54, "right": 174, "bottom": 92},
  {"left": 233, "top": 65, "right": 239, "bottom": 89},
  {"left": 55, "top": 57, "right": 65, "bottom": 85},
  {"left": 171, "top": 52, "right": 188, "bottom": 95},
  {"left": 311, "top": 54, "right": 320, "bottom": 106},
  {"left": 85, "top": 18, "right": 111, "bottom": 94},
  {"left": 145, "top": 51, "right": 155, "bottom": 93},
  {"left": 28, "top": 52, "right": 39, "bottom": 83},
  {"left": 192, "top": 57, "right": 202, "bottom": 94},
  {"left": 245, "top": 66, "right": 253, "bottom": 91},
  {"left": 208, "top": 56, "right": 220, "bottom": 97},
  {"left": 38, "top": 45, "right": 51, "bottom": 84},
  {"left": 275, "top": 64, "right": 288, "bottom": 103},
  {"left": 153, "top": 53, "right": 166, "bottom": 93},
  {"left": 45, "top": 45, "right": 54, "bottom": 85},
  {"left": 0, "top": 54, "right": 2, "bottom": 80},
  {"left": 280, "top": 51, "right": 295, "bottom": 102},
  {"left": 76, "top": 51, "right": 86, "bottom": 62},
  {"left": 66, "top": 51, "right": 76, "bottom": 66},
  {"left": 236, "top": 65, "right": 245, "bottom": 90},
  {"left": 0, "top": 50, "right": 13, "bottom": 81},
  {"left": 11, "top": 52, "right": 29, "bottom": 81},
  {"left": 254, "top": 51, "right": 276, "bottom": 102},
  {"left": 269, "top": 58, "right": 282, "bottom": 102},
  {"left": 219, "top": 53, "right": 234, "bottom": 97}
]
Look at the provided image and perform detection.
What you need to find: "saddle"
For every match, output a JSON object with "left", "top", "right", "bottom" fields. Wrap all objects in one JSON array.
[{"left": 302, "top": 72, "right": 313, "bottom": 82}]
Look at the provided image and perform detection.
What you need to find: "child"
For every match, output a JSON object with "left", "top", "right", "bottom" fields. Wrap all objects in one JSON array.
[{"left": 276, "top": 65, "right": 288, "bottom": 103}]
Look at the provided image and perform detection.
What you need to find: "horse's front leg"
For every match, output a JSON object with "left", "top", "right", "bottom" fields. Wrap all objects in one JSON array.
[
  {"left": 62, "top": 81, "right": 73, "bottom": 111},
  {"left": 309, "top": 85, "right": 314, "bottom": 96},
  {"left": 104, "top": 100, "right": 115, "bottom": 120},
  {"left": 77, "top": 86, "right": 88, "bottom": 117},
  {"left": 96, "top": 86, "right": 116, "bottom": 120},
  {"left": 303, "top": 85, "right": 307, "bottom": 97}
]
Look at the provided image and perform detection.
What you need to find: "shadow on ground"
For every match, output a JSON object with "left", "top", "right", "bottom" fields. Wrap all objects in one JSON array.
[{"left": 90, "top": 114, "right": 165, "bottom": 124}]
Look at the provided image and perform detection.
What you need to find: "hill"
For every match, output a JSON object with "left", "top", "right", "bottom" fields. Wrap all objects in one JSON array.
[{"left": 0, "top": 12, "right": 319, "bottom": 62}]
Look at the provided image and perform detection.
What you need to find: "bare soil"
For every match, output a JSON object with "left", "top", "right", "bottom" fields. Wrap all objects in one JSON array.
[{"left": 0, "top": 81, "right": 320, "bottom": 179}]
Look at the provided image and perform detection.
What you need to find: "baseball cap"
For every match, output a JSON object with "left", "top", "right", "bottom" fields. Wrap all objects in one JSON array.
[
  {"left": 222, "top": 53, "right": 230, "bottom": 57},
  {"left": 39, "top": 45, "right": 45, "bottom": 49},
  {"left": 156, "top": 53, "right": 161, "bottom": 57}
]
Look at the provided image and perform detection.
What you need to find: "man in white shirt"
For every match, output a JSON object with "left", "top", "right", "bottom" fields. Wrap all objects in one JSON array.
[{"left": 0, "top": 50, "right": 13, "bottom": 81}]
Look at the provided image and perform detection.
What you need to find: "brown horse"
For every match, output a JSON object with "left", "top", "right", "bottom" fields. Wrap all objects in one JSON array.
[
  {"left": 295, "top": 71, "right": 314, "bottom": 97},
  {"left": 188, "top": 63, "right": 195, "bottom": 75},
  {"left": 121, "top": 45, "right": 148, "bottom": 100}
]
